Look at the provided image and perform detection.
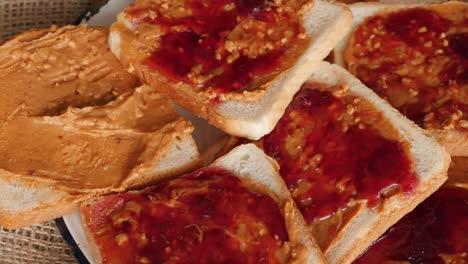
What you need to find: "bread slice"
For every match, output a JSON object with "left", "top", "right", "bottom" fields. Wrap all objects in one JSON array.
[
  {"left": 109, "top": 0, "right": 352, "bottom": 140},
  {"left": 0, "top": 26, "right": 201, "bottom": 229},
  {"left": 0, "top": 85, "right": 202, "bottom": 230},
  {"left": 258, "top": 61, "right": 450, "bottom": 264},
  {"left": 333, "top": 1, "right": 468, "bottom": 156},
  {"left": 81, "top": 144, "right": 326, "bottom": 264},
  {"left": 0, "top": 25, "right": 138, "bottom": 122},
  {"left": 353, "top": 156, "right": 468, "bottom": 264}
]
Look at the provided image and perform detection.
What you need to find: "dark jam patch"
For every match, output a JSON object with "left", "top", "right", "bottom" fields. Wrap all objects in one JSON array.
[
  {"left": 82, "top": 167, "right": 289, "bottom": 264},
  {"left": 385, "top": 8, "right": 450, "bottom": 45},
  {"left": 144, "top": 32, "right": 284, "bottom": 92},
  {"left": 349, "top": 8, "right": 467, "bottom": 130},
  {"left": 449, "top": 33, "right": 468, "bottom": 60},
  {"left": 262, "top": 83, "right": 417, "bottom": 223},
  {"left": 128, "top": 0, "right": 308, "bottom": 93},
  {"left": 353, "top": 187, "right": 468, "bottom": 264},
  {"left": 445, "top": 33, "right": 468, "bottom": 85}
]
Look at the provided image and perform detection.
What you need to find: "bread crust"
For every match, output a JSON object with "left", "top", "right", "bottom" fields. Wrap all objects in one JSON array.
[
  {"left": 213, "top": 144, "right": 327, "bottom": 264},
  {"left": 80, "top": 210, "right": 104, "bottom": 264},
  {"left": 333, "top": 1, "right": 468, "bottom": 156},
  {"left": 0, "top": 170, "right": 95, "bottom": 229},
  {"left": 300, "top": 62, "right": 450, "bottom": 264},
  {"left": 110, "top": 0, "right": 352, "bottom": 140}
]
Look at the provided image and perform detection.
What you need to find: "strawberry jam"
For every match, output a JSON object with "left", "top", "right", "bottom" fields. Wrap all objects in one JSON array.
[
  {"left": 126, "top": 0, "right": 310, "bottom": 93},
  {"left": 81, "top": 167, "right": 291, "bottom": 264},
  {"left": 353, "top": 187, "right": 468, "bottom": 264},
  {"left": 262, "top": 82, "right": 417, "bottom": 232},
  {"left": 347, "top": 8, "right": 468, "bottom": 131}
]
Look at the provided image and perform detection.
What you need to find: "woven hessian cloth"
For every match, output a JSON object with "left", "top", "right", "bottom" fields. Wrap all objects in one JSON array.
[
  {"left": 1, "top": 222, "right": 78, "bottom": 263},
  {"left": 0, "top": 0, "right": 92, "bottom": 39},
  {"left": 0, "top": 1, "right": 94, "bottom": 262}
]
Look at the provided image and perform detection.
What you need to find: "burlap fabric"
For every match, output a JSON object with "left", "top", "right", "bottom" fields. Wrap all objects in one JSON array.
[
  {"left": 0, "top": 1, "right": 98, "bottom": 263},
  {"left": 0, "top": 222, "right": 78, "bottom": 263},
  {"left": 0, "top": 0, "right": 94, "bottom": 39}
]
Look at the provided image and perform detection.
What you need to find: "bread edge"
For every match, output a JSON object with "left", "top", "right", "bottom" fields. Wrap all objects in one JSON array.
[
  {"left": 305, "top": 62, "right": 450, "bottom": 264},
  {"left": 216, "top": 0, "right": 353, "bottom": 139},
  {"left": 80, "top": 144, "right": 327, "bottom": 264},
  {"left": 0, "top": 171, "right": 97, "bottom": 230},
  {"left": 332, "top": 1, "right": 468, "bottom": 156}
]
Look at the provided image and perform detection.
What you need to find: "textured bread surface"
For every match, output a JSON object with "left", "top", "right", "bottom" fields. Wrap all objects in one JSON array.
[
  {"left": 81, "top": 144, "right": 327, "bottom": 264},
  {"left": 333, "top": 1, "right": 468, "bottom": 156},
  {"left": 301, "top": 62, "right": 450, "bottom": 264},
  {"left": 110, "top": 0, "right": 352, "bottom": 140}
]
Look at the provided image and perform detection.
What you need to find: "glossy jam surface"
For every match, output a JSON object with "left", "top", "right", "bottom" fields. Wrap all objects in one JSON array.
[
  {"left": 127, "top": 0, "right": 310, "bottom": 93},
  {"left": 262, "top": 82, "right": 417, "bottom": 248},
  {"left": 82, "top": 167, "right": 290, "bottom": 264},
  {"left": 347, "top": 8, "right": 468, "bottom": 131},
  {"left": 354, "top": 187, "right": 468, "bottom": 264}
]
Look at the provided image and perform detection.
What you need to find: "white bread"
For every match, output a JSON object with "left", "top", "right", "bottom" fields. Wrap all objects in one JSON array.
[
  {"left": 0, "top": 26, "right": 202, "bottom": 229},
  {"left": 0, "top": 171, "right": 95, "bottom": 230},
  {"left": 333, "top": 1, "right": 468, "bottom": 156},
  {"left": 287, "top": 61, "right": 449, "bottom": 264},
  {"left": 0, "top": 87, "right": 202, "bottom": 230},
  {"left": 81, "top": 144, "right": 327, "bottom": 264},
  {"left": 109, "top": 0, "right": 352, "bottom": 140}
]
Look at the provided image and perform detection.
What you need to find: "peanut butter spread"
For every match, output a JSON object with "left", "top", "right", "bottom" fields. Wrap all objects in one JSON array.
[
  {"left": 0, "top": 26, "right": 192, "bottom": 191},
  {"left": 0, "top": 26, "right": 138, "bottom": 121}
]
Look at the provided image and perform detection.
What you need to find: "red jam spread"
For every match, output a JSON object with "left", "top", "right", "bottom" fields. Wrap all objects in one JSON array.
[
  {"left": 81, "top": 167, "right": 291, "bottom": 264},
  {"left": 261, "top": 82, "right": 417, "bottom": 248},
  {"left": 346, "top": 8, "right": 468, "bottom": 131},
  {"left": 353, "top": 187, "right": 468, "bottom": 264},
  {"left": 126, "top": 0, "right": 311, "bottom": 93}
]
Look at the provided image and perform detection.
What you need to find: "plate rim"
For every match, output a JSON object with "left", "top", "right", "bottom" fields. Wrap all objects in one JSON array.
[{"left": 55, "top": 218, "right": 90, "bottom": 264}]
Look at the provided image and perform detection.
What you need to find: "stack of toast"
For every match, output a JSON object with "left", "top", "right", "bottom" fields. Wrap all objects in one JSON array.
[{"left": 0, "top": 0, "right": 465, "bottom": 263}]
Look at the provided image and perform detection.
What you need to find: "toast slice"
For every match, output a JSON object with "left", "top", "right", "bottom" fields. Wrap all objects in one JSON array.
[
  {"left": 109, "top": 0, "right": 352, "bottom": 140},
  {"left": 0, "top": 26, "right": 201, "bottom": 229},
  {"left": 257, "top": 62, "right": 450, "bottom": 264},
  {"left": 80, "top": 144, "right": 326, "bottom": 264},
  {"left": 333, "top": 1, "right": 468, "bottom": 156}
]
